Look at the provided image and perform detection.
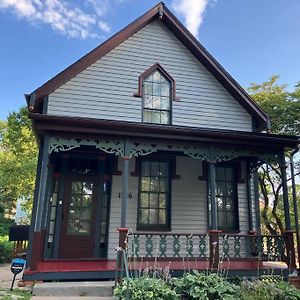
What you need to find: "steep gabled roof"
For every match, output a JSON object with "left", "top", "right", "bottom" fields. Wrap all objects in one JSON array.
[{"left": 26, "top": 2, "right": 270, "bottom": 131}]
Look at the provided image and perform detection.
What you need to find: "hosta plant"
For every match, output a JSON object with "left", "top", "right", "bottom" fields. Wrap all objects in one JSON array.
[
  {"left": 114, "top": 276, "right": 180, "bottom": 300},
  {"left": 172, "top": 271, "right": 239, "bottom": 300}
]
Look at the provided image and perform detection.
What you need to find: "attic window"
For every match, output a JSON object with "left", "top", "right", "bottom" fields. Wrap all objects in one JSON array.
[
  {"left": 143, "top": 70, "right": 171, "bottom": 125},
  {"left": 135, "top": 63, "right": 178, "bottom": 125}
]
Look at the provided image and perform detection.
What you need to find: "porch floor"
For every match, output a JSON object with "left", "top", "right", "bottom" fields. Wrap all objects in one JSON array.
[{"left": 23, "top": 259, "right": 288, "bottom": 281}]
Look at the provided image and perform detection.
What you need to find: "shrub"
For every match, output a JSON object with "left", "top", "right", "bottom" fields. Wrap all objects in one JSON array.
[
  {"left": 0, "top": 235, "right": 13, "bottom": 263},
  {"left": 239, "top": 280, "right": 300, "bottom": 300},
  {"left": 172, "top": 271, "right": 240, "bottom": 299},
  {"left": 114, "top": 276, "right": 180, "bottom": 300}
]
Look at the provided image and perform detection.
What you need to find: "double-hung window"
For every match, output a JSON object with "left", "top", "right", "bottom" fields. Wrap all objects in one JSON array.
[
  {"left": 215, "top": 165, "right": 239, "bottom": 230},
  {"left": 137, "top": 159, "right": 171, "bottom": 230},
  {"left": 208, "top": 164, "right": 239, "bottom": 231}
]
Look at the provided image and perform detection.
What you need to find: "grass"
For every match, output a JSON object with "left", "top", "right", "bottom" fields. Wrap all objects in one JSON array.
[{"left": 0, "top": 288, "right": 31, "bottom": 300}]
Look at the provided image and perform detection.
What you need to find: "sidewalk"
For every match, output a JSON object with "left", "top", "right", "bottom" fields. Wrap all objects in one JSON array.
[{"left": 0, "top": 263, "right": 23, "bottom": 289}]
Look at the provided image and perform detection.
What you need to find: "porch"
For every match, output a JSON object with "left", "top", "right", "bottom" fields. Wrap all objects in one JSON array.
[
  {"left": 23, "top": 230, "right": 292, "bottom": 281},
  {"left": 24, "top": 127, "right": 299, "bottom": 281}
]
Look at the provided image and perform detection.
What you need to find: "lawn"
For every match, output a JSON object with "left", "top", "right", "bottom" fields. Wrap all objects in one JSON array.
[{"left": 0, "top": 288, "right": 31, "bottom": 300}]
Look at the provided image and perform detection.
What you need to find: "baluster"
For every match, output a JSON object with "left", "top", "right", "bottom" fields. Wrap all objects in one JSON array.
[
  {"left": 199, "top": 235, "right": 206, "bottom": 257},
  {"left": 159, "top": 235, "right": 167, "bottom": 257},
  {"left": 173, "top": 235, "right": 181, "bottom": 257},
  {"left": 186, "top": 235, "right": 193, "bottom": 257},
  {"left": 145, "top": 234, "right": 153, "bottom": 257},
  {"left": 277, "top": 236, "right": 286, "bottom": 259},
  {"left": 245, "top": 236, "right": 251, "bottom": 257},
  {"left": 255, "top": 236, "right": 263, "bottom": 256},
  {"left": 132, "top": 234, "right": 140, "bottom": 257},
  {"left": 233, "top": 236, "right": 241, "bottom": 258},
  {"left": 222, "top": 236, "right": 230, "bottom": 258},
  {"left": 266, "top": 236, "right": 273, "bottom": 259}
]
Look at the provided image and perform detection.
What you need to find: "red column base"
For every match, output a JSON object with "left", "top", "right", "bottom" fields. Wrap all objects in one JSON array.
[{"left": 30, "top": 230, "right": 45, "bottom": 271}]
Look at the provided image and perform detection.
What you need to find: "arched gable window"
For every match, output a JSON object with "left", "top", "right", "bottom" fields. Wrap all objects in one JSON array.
[{"left": 137, "top": 63, "right": 176, "bottom": 125}]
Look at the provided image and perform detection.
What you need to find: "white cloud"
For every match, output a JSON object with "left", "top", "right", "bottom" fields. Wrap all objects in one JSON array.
[
  {"left": 0, "top": 0, "right": 117, "bottom": 39},
  {"left": 98, "top": 21, "right": 111, "bottom": 33},
  {"left": 171, "top": 0, "right": 211, "bottom": 37}
]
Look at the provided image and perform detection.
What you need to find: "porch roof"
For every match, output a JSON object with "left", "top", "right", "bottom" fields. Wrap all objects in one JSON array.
[{"left": 30, "top": 113, "right": 299, "bottom": 149}]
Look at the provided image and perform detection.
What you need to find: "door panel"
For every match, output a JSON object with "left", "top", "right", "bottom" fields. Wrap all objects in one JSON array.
[{"left": 59, "top": 176, "right": 97, "bottom": 259}]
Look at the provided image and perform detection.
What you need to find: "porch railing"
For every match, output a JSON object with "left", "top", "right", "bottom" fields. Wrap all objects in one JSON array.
[
  {"left": 218, "top": 234, "right": 287, "bottom": 260},
  {"left": 118, "top": 229, "right": 296, "bottom": 269},
  {"left": 127, "top": 232, "right": 209, "bottom": 259}
]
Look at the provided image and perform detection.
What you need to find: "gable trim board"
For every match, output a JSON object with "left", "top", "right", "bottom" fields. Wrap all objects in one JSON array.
[{"left": 26, "top": 2, "right": 269, "bottom": 131}]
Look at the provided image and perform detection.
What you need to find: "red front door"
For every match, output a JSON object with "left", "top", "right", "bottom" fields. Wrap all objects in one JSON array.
[{"left": 59, "top": 175, "right": 98, "bottom": 259}]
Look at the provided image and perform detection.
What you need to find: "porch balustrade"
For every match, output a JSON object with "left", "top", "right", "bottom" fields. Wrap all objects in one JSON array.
[
  {"left": 127, "top": 232, "right": 209, "bottom": 259},
  {"left": 118, "top": 229, "right": 296, "bottom": 269},
  {"left": 218, "top": 234, "right": 286, "bottom": 260}
]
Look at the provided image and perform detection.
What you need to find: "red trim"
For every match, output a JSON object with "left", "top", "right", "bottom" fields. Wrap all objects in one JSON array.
[
  {"left": 24, "top": 259, "right": 276, "bottom": 275},
  {"left": 27, "top": 2, "right": 269, "bottom": 130},
  {"left": 30, "top": 230, "right": 45, "bottom": 271},
  {"left": 135, "top": 62, "right": 180, "bottom": 101}
]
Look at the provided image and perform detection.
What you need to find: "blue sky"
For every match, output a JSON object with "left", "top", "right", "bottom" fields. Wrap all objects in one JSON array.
[{"left": 0, "top": 0, "right": 300, "bottom": 120}]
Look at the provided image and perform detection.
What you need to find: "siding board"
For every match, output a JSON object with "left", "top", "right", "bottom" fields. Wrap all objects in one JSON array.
[{"left": 48, "top": 20, "right": 252, "bottom": 131}]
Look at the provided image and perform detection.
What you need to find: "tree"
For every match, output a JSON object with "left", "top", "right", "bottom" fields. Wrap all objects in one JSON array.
[
  {"left": 0, "top": 106, "right": 38, "bottom": 218},
  {"left": 248, "top": 76, "right": 300, "bottom": 236}
]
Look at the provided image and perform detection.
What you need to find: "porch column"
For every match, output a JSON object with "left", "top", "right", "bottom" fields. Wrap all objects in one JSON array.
[
  {"left": 280, "top": 153, "right": 291, "bottom": 231},
  {"left": 253, "top": 171, "right": 261, "bottom": 234},
  {"left": 26, "top": 141, "right": 44, "bottom": 267},
  {"left": 246, "top": 162, "right": 254, "bottom": 232},
  {"left": 30, "top": 135, "right": 50, "bottom": 270},
  {"left": 280, "top": 152, "right": 296, "bottom": 269},
  {"left": 208, "top": 160, "right": 217, "bottom": 230},
  {"left": 121, "top": 139, "right": 130, "bottom": 228},
  {"left": 290, "top": 149, "right": 300, "bottom": 269}
]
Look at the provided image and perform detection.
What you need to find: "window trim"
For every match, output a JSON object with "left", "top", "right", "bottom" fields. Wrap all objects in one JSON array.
[
  {"left": 136, "top": 158, "right": 172, "bottom": 231},
  {"left": 134, "top": 63, "right": 180, "bottom": 101}
]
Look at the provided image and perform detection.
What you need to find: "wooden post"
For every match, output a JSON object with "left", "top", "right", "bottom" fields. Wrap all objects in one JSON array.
[
  {"left": 208, "top": 230, "right": 221, "bottom": 269},
  {"left": 246, "top": 162, "right": 254, "bottom": 232},
  {"left": 121, "top": 139, "right": 130, "bottom": 228},
  {"left": 208, "top": 160, "right": 217, "bottom": 230},
  {"left": 284, "top": 230, "right": 297, "bottom": 270},
  {"left": 121, "top": 158, "right": 130, "bottom": 228},
  {"left": 117, "top": 228, "right": 129, "bottom": 270},
  {"left": 280, "top": 153, "right": 292, "bottom": 231},
  {"left": 30, "top": 231, "right": 45, "bottom": 271},
  {"left": 248, "top": 230, "right": 257, "bottom": 256},
  {"left": 26, "top": 142, "right": 44, "bottom": 267},
  {"left": 118, "top": 228, "right": 129, "bottom": 250}
]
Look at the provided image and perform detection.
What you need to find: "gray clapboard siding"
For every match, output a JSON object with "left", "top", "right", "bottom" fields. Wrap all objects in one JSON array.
[
  {"left": 48, "top": 20, "right": 253, "bottom": 132},
  {"left": 107, "top": 156, "right": 251, "bottom": 259}
]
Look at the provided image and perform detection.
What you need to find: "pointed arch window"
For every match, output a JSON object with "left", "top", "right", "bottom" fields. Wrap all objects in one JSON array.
[{"left": 137, "top": 63, "right": 177, "bottom": 125}]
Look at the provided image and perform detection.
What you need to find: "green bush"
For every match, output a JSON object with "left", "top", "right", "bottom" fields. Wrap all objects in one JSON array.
[
  {"left": 239, "top": 280, "right": 300, "bottom": 300},
  {"left": 0, "top": 235, "right": 13, "bottom": 263},
  {"left": 0, "top": 217, "right": 14, "bottom": 236},
  {"left": 114, "top": 276, "right": 180, "bottom": 300},
  {"left": 172, "top": 271, "right": 239, "bottom": 299},
  {"left": 114, "top": 273, "right": 300, "bottom": 300}
]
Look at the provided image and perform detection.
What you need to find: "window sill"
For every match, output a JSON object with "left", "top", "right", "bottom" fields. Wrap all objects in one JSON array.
[{"left": 136, "top": 227, "right": 171, "bottom": 232}]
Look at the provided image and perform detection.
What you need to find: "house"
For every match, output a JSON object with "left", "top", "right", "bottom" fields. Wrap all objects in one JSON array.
[{"left": 24, "top": 2, "right": 299, "bottom": 281}]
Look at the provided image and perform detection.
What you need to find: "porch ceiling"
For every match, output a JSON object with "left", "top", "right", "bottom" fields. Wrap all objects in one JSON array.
[{"left": 29, "top": 113, "right": 299, "bottom": 149}]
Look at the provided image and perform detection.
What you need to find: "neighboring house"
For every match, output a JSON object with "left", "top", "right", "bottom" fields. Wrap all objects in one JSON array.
[{"left": 24, "top": 2, "right": 299, "bottom": 281}]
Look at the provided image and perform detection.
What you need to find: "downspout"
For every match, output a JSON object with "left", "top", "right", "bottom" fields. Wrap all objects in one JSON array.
[{"left": 290, "top": 145, "right": 300, "bottom": 271}]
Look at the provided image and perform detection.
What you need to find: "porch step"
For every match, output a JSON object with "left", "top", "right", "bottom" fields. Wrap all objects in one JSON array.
[{"left": 32, "top": 281, "right": 115, "bottom": 297}]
